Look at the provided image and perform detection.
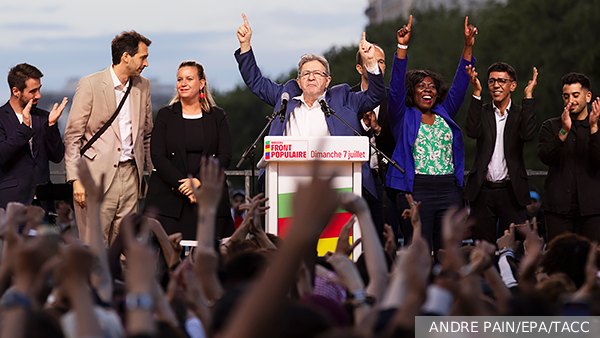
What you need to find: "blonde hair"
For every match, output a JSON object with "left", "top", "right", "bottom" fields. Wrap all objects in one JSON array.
[{"left": 170, "top": 60, "right": 216, "bottom": 112}]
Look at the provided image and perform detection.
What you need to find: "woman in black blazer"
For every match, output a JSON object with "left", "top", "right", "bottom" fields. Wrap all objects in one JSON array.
[{"left": 145, "top": 61, "right": 234, "bottom": 240}]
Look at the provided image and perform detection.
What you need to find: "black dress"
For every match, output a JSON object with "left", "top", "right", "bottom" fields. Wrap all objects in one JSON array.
[{"left": 145, "top": 103, "right": 234, "bottom": 240}]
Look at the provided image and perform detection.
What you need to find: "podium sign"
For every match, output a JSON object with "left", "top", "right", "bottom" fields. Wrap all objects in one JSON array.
[{"left": 263, "top": 136, "right": 368, "bottom": 256}]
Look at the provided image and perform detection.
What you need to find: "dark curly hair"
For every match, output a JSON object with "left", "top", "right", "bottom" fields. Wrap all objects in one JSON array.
[
  {"left": 405, "top": 69, "right": 448, "bottom": 108},
  {"left": 540, "top": 233, "right": 598, "bottom": 288}
]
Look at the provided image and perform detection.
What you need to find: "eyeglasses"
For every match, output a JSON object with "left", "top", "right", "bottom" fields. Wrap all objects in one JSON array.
[
  {"left": 415, "top": 83, "right": 436, "bottom": 90},
  {"left": 299, "top": 70, "right": 328, "bottom": 79},
  {"left": 488, "top": 78, "right": 513, "bottom": 85}
]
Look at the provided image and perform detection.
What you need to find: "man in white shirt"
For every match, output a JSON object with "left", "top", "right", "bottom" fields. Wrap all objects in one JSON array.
[
  {"left": 64, "top": 31, "right": 153, "bottom": 245},
  {"left": 464, "top": 62, "right": 538, "bottom": 244},
  {"left": 234, "top": 14, "right": 386, "bottom": 198}
]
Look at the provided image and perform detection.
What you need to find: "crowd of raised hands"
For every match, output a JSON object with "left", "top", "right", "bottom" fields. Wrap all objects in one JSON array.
[{"left": 0, "top": 156, "right": 598, "bottom": 338}]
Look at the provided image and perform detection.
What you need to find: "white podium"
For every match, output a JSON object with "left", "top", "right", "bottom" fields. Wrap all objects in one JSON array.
[{"left": 260, "top": 136, "right": 369, "bottom": 257}]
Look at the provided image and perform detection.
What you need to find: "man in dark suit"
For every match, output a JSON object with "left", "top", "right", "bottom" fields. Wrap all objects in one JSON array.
[
  {"left": 464, "top": 62, "right": 538, "bottom": 244},
  {"left": 351, "top": 45, "right": 400, "bottom": 243},
  {"left": 538, "top": 73, "right": 600, "bottom": 242},
  {"left": 0, "top": 63, "right": 67, "bottom": 209}
]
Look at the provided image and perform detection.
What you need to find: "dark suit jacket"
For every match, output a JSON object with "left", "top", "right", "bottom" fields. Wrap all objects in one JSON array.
[
  {"left": 0, "top": 101, "right": 65, "bottom": 208},
  {"left": 351, "top": 84, "right": 396, "bottom": 161},
  {"left": 145, "top": 103, "right": 232, "bottom": 219},
  {"left": 464, "top": 98, "right": 536, "bottom": 206},
  {"left": 538, "top": 116, "right": 600, "bottom": 215}
]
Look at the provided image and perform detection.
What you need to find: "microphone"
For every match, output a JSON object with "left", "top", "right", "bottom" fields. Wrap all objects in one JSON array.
[
  {"left": 317, "top": 95, "right": 330, "bottom": 117},
  {"left": 277, "top": 92, "right": 289, "bottom": 123}
]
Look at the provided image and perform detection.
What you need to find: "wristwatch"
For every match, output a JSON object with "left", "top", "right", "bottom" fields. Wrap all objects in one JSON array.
[{"left": 125, "top": 293, "right": 153, "bottom": 311}]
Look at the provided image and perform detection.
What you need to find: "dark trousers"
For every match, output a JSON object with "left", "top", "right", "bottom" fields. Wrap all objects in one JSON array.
[
  {"left": 363, "top": 169, "right": 384, "bottom": 244},
  {"left": 397, "top": 174, "right": 462, "bottom": 254},
  {"left": 470, "top": 181, "right": 527, "bottom": 245},
  {"left": 545, "top": 210, "right": 600, "bottom": 243}
]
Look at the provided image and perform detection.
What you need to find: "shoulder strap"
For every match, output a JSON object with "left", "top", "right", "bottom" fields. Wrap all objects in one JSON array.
[{"left": 80, "top": 78, "right": 132, "bottom": 156}]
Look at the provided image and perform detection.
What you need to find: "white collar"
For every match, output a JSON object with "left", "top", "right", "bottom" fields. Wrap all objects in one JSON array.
[{"left": 110, "top": 66, "right": 130, "bottom": 90}]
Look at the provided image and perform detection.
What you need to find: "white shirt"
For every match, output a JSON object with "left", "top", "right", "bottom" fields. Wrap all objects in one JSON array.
[
  {"left": 285, "top": 66, "right": 380, "bottom": 138},
  {"left": 110, "top": 66, "right": 134, "bottom": 162},
  {"left": 483, "top": 97, "right": 511, "bottom": 182},
  {"left": 284, "top": 94, "right": 330, "bottom": 137}
]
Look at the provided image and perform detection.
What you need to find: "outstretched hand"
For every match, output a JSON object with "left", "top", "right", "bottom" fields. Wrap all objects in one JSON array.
[
  {"left": 466, "top": 65, "right": 481, "bottom": 97},
  {"left": 464, "top": 16, "right": 478, "bottom": 47},
  {"left": 48, "top": 97, "right": 68, "bottom": 126},
  {"left": 237, "top": 13, "right": 252, "bottom": 53},
  {"left": 524, "top": 67, "right": 538, "bottom": 99}
]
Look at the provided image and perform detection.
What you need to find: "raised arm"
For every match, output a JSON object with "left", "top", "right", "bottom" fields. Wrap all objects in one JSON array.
[
  {"left": 234, "top": 13, "right": 286, "bottom": 107},
  {"left": 388, "top": 16, "right": 412, "bottom": 134},
  {"left": 77, "top": 158, "right": 112, "bottom": 303},
  {"left": 464, "top": 65, "right": 483, "bottom": 139},
  {"left": 192, "top": 157, "right": 226, "bottom": 303},
  {"left": 440, "top": 17, "right": 477, "bottom": 116},
  {"left": 516, "top": 67, "right": 538, "bottom": 143},
  {"left": 350, "top": 33, "right": 387, "bottom": 114},
  {"left": 221, "top": 164, "right": 339, "bottom": 338},
  {"left": 340, "top": 193, "right": 388, "bottom": 303}
]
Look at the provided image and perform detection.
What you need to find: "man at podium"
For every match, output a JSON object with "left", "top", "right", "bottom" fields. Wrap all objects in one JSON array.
[{"left": 234, "top": 13, "right": 386, "bottom": 198}]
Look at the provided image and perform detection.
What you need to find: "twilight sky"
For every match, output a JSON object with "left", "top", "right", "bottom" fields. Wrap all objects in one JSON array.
[{"left": 0, "top": 0, "right": 368, "bottom": 101}]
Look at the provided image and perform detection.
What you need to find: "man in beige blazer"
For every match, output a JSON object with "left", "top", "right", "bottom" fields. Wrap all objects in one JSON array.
[{"left": 64, "top": 31, "right": 153, "bottom": 245}]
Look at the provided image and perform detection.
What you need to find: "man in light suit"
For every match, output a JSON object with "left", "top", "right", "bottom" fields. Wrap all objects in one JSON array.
[
  {"left": 64, "top": 31, "right": 153, "bottom": 245},
  {"left": 0, "top": 63, "right": 67, "bottom": 209},
  {"left": 235, "top": 14, "right": 386, "bottom": 198},
  {"left": 464, "top": 62, "right": 538, "bottom": 244}
]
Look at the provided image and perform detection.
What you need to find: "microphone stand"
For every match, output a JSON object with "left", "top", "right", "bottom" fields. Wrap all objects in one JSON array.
[
  {"left": 323, "top": 105, "right": 405, "bottom": 174},
  {"left": 236, "top": 109, "right": 282, "bottom": 195}
]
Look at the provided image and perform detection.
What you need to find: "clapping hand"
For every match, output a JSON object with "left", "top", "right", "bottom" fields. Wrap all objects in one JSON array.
[
  {"left": 590, "top": 97, "right": 600, "bottom": 134},
  {"left": 48, "top": 97, "right": 68, "bottom": 126},
  {"left": 21, "top": 99, "right": 33, "bottom": 127},
  {"left": 524, "top": 67, "right": 538, "bottom": 99}
]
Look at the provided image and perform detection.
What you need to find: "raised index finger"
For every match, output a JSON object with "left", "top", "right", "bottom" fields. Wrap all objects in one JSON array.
[
  {"left": 242, "top": 13, "right": 249, "bottom": 26},
  {"left": 464, "top": 16, "right": 469, "bottom": 30},
  {"left": 407, "top": 14, "right": 413, "bottom": 29}
]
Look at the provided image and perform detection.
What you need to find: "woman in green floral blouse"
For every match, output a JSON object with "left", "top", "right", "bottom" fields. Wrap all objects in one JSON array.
[{"left": 387, "top": 15, "right": 478, "bottom": 256}]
